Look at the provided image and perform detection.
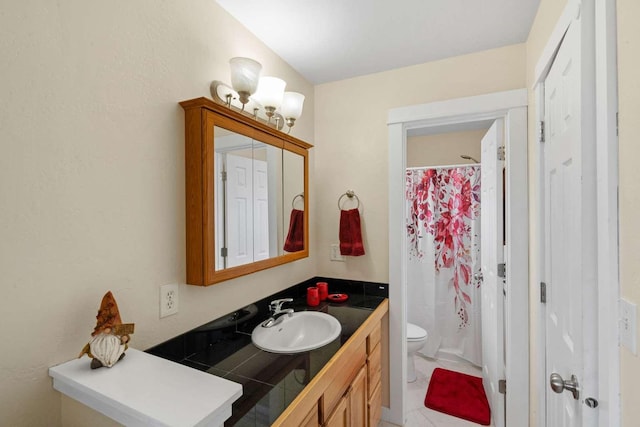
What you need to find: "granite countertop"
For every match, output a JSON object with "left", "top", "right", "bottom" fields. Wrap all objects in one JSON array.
[{"left": 147, "top": 277, "right": 388, "bottom": 427}]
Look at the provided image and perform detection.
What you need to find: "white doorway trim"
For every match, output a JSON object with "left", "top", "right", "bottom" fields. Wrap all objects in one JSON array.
[
  {"left": 533, "top": 0, "right": 619, "bottom": 425},
  {"left": 387, "top": 89, "right": 529, "bottom": 426}
]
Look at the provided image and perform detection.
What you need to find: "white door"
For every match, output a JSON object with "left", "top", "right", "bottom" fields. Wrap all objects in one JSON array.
[
  {"left": 225, "top": 153, "right": 254, "bottom": 268},
  {"left": 480, "top": 119, "right": 505, "bottom": 427},
  {"left": 253, "top": 159, "right": 270, "bottom": 261},
  {"left": 543, "top": 14, "right": 597, "bottom": 426}
]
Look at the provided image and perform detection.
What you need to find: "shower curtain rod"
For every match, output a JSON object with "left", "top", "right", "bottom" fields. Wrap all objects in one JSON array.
[{"left": 406, "top": 163, "right": 480, "bottom": 171}]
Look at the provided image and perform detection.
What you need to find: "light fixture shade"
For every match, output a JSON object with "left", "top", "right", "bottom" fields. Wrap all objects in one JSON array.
[
  {"left": 281, "top": 92, "right": 305, "bottom": 119},
  {"left": 256, "top": 76, "right": 286, "bottom": 109},
  {"left": 229, "top": 57, "right": 262, "bottom": 95}
]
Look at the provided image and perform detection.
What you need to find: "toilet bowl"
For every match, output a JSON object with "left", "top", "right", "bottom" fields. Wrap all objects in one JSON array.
[{"left": 407, "top": 323, "right": 428, "bottom": 383}]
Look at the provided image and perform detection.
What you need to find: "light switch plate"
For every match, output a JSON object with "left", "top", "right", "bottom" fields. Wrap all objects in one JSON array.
[
  {"left": 620, "top": 298, "right": 637, "bottom": 355},
  {"left": 330, "top": 244, "right": 346, "bottom": 262}
]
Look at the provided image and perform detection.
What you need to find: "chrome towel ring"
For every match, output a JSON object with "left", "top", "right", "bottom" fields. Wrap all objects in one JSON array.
[
  {"left": 292, "top": 193, "right": 304, "bottom": 209},
  {"left": 338, "top": 190, "right": 360, "bottom": 210}
]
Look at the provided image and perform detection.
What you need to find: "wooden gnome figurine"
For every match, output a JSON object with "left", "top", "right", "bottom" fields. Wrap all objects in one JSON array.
[{"left": 78, "top": 291, "right": 135, "bottom": 369}]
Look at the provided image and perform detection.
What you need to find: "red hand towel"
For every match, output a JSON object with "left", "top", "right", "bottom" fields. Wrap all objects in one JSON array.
[
  {"left": 284, "top": 209, "right": 304, "bottom": 252},
  {"left": 339, "top": 209, "right": 365, "bottom": 256}
]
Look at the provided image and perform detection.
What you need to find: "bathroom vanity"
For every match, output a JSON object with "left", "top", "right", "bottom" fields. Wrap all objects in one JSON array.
[
  {"left": 147, "top": 278, "right": 389, "bottom": 426},
  {"left": 276, "top": 301, "right": 386, "bottom": 427}
]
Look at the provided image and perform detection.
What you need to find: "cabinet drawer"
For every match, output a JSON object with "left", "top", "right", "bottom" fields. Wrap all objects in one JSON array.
[
  {"left": 367, "top": 343, "right": 381, "bottom": 398},
  {"left": 368, "top": 382, "right": 382, "bottom": 427},
  {"left": 367, "top": 323, "right": 381, "bottom": 354},
  {"left": 321, "top": 339, "right": 366, "bottom": 422}
]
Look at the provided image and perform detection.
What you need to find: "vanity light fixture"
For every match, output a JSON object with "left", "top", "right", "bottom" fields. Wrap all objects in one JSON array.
[
  {"left": 209, "top": 57, "right": 305, "bottom": 133},
  {"left": 229, "top": 57, "right": 262, "bottom": 109},
  {"left": 255, "top": 76, "right": 286, "bottom": 122},
  {"left": 281, "top": 92, "right": 305, "bottom": 133}
]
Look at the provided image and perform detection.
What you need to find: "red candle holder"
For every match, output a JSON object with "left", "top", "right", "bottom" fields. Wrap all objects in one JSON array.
[
  {"left": 307, "top": 287, "right": 320, "bottom": 307},
  {"left": 316, "top": 282, "right": 328, "bottom": 301}
]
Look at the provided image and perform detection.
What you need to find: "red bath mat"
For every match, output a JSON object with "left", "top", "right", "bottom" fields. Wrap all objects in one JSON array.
[{"left": 424, "top": 368, "right": 491, "bottom": 425}]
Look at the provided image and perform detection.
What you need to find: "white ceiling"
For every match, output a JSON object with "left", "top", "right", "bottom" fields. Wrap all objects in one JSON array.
[{"left": 216, "top": 0, "right": 540, "bottom": 84}]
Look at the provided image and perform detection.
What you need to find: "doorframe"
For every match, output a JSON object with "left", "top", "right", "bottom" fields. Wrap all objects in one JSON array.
[
  {"left": 533, "top": 0, "right": 620, "bottom": 425},
  {"left": 387, "top": 89, "right": 529, "bottom": 426}
]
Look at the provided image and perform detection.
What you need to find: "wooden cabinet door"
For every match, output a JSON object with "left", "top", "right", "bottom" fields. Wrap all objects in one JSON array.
[
  {"left": 322, "top": 339, "right": 366, "bottom": 418},
  {"left": 324, "top": 395, "right": 348, "bottom": 427},
  {"left": 349, "top": 366, "right": 367, "bottom": 427},
  {"left": 301, "top": 402, "right": 320, "bottom": 427}
]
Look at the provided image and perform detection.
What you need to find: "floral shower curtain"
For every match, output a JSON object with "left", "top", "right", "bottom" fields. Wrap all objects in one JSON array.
[{"left": 406, "top": 165, "right": 482, "bottom": 366}]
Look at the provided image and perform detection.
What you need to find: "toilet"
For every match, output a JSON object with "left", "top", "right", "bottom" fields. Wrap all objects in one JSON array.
[{"left": 407, "top": 322, "right": 428, "bottom": 383}]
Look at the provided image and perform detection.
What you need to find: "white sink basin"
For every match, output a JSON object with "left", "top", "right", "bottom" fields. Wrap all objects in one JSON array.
[{"left": 251, "top": 311, "right": 342, "bottom": 354}]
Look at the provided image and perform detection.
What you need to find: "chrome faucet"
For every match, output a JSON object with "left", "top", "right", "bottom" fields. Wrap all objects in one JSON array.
[{"left": 261, "top": 298, "right": 294, "bottom": 328}]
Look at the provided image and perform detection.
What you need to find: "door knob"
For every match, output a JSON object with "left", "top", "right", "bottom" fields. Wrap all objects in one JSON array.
[
  {"left": 474, "top": 272, "right": 483, "bottom": 282},
  {"left": 550, "top": 373, "right": 580, "bottom": 400}
]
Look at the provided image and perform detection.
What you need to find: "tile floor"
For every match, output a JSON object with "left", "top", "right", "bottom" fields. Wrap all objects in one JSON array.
[{"left": 378, "top": 355, "right": 493, "bottom": 427}]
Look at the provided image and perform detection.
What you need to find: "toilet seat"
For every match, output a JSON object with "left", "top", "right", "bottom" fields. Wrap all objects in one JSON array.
[{"left": 407, "top": 323, "right": 427, "bottom": 341}]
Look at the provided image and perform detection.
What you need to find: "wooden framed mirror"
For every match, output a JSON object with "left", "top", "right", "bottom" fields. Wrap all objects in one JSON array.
[{"left": 180, "top": 97, "right": 311, "bottom": 286}]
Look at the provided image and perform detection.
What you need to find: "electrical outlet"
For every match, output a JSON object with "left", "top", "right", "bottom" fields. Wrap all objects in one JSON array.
[
  {"left": 330, "top": 244, "right": 346, "bottom": 262},
  {"left": 620, "top": 298, "right": 637, "bottom": 355},
  {"left": 160, "top": 284, "right": 179, "bottom": 318}
]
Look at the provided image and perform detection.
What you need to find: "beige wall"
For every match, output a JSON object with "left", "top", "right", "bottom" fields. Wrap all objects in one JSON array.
[
  {"left": 406, "top": 129, "right": 485, "bottom": 168},
  {"left": 617, "top": 0, "right": 640, "bottom": 424},
  {"left": 314, "top": 44, "right": 526, "bottom": 282},
  {"left": 0, "top": 1, "right": 314, "bottom": 425}
]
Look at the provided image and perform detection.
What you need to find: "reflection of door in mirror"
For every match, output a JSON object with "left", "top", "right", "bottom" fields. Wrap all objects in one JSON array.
[
  {"left": 283, "top": 149, "right": 305, "bottom": 252},
  {"left": 252, "top": 140, "right": 283, "bottom": 262},
  {"left": 214, "top": 127, "right": 284, "bottom": 271},
  {"left": 221, "top": 153, "right": 254, "bottom": 268}
]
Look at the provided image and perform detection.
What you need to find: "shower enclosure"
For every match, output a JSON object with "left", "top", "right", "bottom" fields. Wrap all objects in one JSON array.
[{"left": 405, "top": 164, "right": 482, "bottom": 366}]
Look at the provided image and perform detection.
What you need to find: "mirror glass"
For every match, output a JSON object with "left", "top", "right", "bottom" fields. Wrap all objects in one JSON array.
[
  {"left": 214, "top": 126, "right": 304, "bottom": 271},
  {"left": 283, "top": 149, "right": 305, "bottom": 253}
]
